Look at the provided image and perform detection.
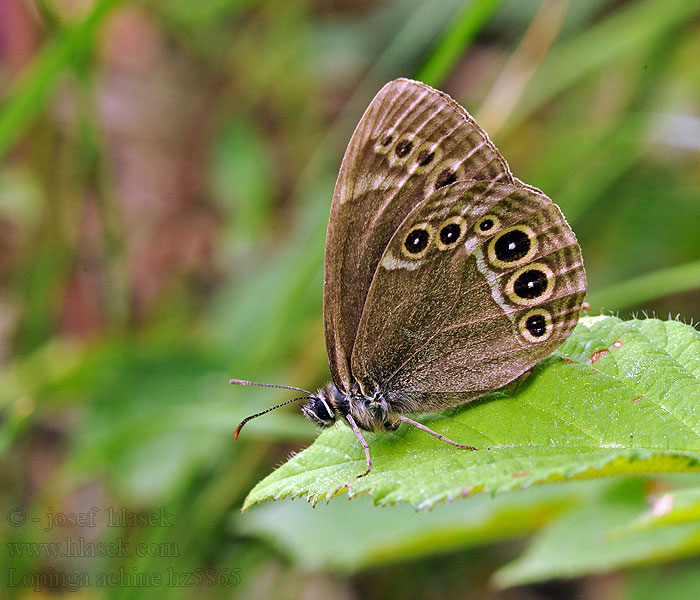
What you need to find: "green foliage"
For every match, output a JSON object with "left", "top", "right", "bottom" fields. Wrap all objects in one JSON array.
[
  {"left": 417, "top": 0, "right": 504, "bottom": 86},
  {"left": 244, "top": 317, "right": 700, "bottom": 509},
  {"left": 210, "top": 117, "right": 275, "bottom": 249},
  {"left": 0, "top": 0, "right": 123, "bottom": 157},
  {"left": 2, "top": 0, "right": 700, "bottom": 598},
  {"left": 495, "top": 478, "right": 700, "bottom": 586},
  {"left": 240, "top": 477, "right": 700, "bottom": 588},
  {"left": 505, "top": 0, "right": 700, "bottom": 132},
  {"left": 238, "top": 482, "right": 596, "bottom": 573},
  {"left": 626, "top": 563, "right": 700, "bottom": 600}
]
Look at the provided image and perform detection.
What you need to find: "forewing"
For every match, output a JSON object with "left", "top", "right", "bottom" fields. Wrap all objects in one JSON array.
[
  {"left": 350, "top": 180, "right": 587, "bottom": 413},
  {"left": 324, "top": 79, "right": 513, "bottom": 390}
]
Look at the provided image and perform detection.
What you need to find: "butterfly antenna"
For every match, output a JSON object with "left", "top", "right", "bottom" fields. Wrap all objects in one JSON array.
[
  {"left": 229, "top": 378, "right": 313, "bottom": 396},
  {"left": 234, "top": 395, "right": 311, "bottom": 440}
]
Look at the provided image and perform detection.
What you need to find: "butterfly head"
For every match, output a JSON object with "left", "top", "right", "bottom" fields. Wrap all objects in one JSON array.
[{"left": 230, "top": 379, "right": 394, "bottom": 437}]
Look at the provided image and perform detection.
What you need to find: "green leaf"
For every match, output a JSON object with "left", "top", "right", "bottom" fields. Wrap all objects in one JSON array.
[
  {"left": 494, "top": 479, "right": 700, "bottom": 587},
  {"left": 238, "top": 481, "right": 601, "bottom": 573},
  {"left": 242, "top": 316, "right": 700, "bottom": 510},
  {"left": 611, "top": 486, "right": 700, "bottom": 535}
]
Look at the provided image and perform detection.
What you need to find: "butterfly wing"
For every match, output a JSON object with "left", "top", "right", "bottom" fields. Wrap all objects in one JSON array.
[
  {"left": 324, "top": 79, "right": 513, "bottom": 390},
  {"left": 350, "top": 180, "right": 586, "bottom": 413}
]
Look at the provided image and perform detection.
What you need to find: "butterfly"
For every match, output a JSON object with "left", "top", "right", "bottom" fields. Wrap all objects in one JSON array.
[{"left": 231, "top": 78, "right": 587, "bottom": 479}]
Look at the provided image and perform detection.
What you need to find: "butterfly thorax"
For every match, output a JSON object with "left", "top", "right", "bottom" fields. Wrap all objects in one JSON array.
[{"left": 303, "top": 382, "right": 398, "bottom": 433}]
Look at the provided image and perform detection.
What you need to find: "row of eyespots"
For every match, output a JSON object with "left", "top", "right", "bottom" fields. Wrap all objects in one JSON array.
[
  {"left": 378, "top": 133, "right": 432, "bottom": 164},
  {"left": 379, "top": 133, "right": 438, "bottom": 166},
  {"left": 473, "top": 214, "right": 555, "bottom": 306},
  {"left": 401, "top": 215, "right": 468, "bottom": 258},
  {"left": 401, "top": 213, "right": 554, "bottom": 307},
  {"left": 376, "top": 133, "right": 466, "bottom": 191},
  {"left": 400, "top": 214, "right": 541, "bottom": 262},
  {"left": 436, "top": 212, "right": 541, "bottom": 270}
]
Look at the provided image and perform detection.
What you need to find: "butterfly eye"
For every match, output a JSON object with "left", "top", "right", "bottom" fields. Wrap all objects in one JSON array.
[
  {"left": 475, "top": 214, "right": 500, "bottom": 234},
  {"left": 487, "top": 225, "right": 537, "bottom": 269},
  {"left": 401, "top": 223, "right": 433, "bottom": 258},
  {"left": 519, "top": 309, "right": 553, "bottom": 342},
  {"left": 505, "top": 263, "right": 554, "bottom": 306},
  {"left": 436, "top": 216, "right": 466, "bottom": 250},
  {"left": 302, "top": 397, "right": 336, "bottom": 427},
  {"left": 313, "top": 397, "right": 334, "bottom": 421}
]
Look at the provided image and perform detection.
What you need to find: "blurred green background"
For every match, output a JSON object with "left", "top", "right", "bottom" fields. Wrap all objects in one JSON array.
[{"left": 1, "top": 0, "right": 700, "bottom": 598}]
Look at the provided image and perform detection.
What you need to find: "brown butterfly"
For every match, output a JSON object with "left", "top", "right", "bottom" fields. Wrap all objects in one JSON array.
[{"left": 231, "top": 78, "right": 586, "bottom": 479}]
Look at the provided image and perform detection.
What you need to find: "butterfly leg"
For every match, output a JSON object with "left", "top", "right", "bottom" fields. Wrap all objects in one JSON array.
[
  {"left": 346, "top": 414, "right": 372, "bottom": 478},
  {"left": 390, "top": 415, "right": 477, "bottom": 451},
  {"left": 333, "top": 414, "right": 373, "bottom": 496}
]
